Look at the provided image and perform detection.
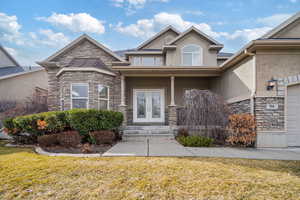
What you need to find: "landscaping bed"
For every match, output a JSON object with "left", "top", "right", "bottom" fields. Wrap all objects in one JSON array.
[{"left": 42, "top": 143, "right": 115, "bottom": 154}]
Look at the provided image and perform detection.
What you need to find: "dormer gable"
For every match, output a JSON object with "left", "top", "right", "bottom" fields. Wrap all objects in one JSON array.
[{"left": 137, "top": 26, "right": 180, "bottom": 50}]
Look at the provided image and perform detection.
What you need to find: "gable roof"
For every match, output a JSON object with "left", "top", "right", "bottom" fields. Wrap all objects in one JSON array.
[
  {"left": 0, "top": 66, "right": 24, "bottom": 77},
  {"left": 261, "top": 11, "right": 300, "bottom": 39},
  {"left": 0, "top": 45, "right": 20, "bottom": 67},
  {"left": 43, "top": 34, "right": 125, "bottom": 62},
  {"left": 168, "top": 26, "right": 222, "bottom": 45},
  {"left": 136, "top": 25, "right": 181, "bottom": 50}
]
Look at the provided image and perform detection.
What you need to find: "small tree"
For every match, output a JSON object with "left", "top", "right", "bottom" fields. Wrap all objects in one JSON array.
[{"left": 178, "top": 90, "right": 230, "bottom": 139}]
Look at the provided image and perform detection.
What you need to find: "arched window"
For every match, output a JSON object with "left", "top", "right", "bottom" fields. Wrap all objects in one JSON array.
[{"left": 181, "top": 44, "right": 202, "bottom": 66}]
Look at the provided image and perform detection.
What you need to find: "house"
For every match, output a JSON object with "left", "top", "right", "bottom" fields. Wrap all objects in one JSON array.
[
  {"left": 38, "top": 12, "right": 300, "bottom": 148},
  {"left": 0, "top": 45, "right": 48, "bottom": 102}
]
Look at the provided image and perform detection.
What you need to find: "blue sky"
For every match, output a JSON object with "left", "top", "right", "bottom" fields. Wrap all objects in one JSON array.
[{"left": 1, "top": 0, "right": 300, "bottom": 65}]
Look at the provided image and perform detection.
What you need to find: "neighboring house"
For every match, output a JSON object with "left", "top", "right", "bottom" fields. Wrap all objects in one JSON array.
[
  {"left": 0, "top": 45, "right": 48, "bottom": 102},
  {"left": 38, "top": 12, "right": 300, "bottom": 148}
]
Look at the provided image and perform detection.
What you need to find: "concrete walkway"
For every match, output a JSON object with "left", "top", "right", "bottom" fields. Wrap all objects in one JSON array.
[{"left": 103, "top": 136, "right": 300, "bottom": 160}]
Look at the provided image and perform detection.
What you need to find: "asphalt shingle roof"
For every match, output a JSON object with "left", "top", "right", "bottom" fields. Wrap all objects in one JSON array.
[{"left": 0, "top": 66, "right": 24, "bottom": 77}]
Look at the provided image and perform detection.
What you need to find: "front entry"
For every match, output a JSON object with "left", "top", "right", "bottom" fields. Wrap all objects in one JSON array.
[{"left": 133, "top": 89, "right": 165, "bottom": 123}]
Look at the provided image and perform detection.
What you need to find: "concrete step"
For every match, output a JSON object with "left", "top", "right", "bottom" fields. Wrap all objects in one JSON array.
[{"left": 124, "top": 126, "right": 170, "bottom": 130}]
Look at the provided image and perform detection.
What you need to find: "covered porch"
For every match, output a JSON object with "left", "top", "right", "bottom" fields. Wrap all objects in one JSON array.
[{"left": 116, "top": 67, "right": 221, "bottom": 127}]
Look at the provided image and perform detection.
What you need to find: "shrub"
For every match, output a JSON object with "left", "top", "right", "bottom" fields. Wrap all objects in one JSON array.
[
  {"left": 89, "top": 130, "right": 115, "bottom": 144},
  {"left": 0, "top": 100, "right": 16, "bottom": 113},
  {"left": 226, "top": 114, "right": 256, "bottom": 147},
  {"left": 177, "top": 135, "right": 214, "bottom": 147},
  {"left": 38, "top": 134, "right": 58, "bottom": 147},
  {"left": 56, "top": 131, "right": 82, "bottom": 147},
  {"left": 68, "top": 109, "right": 123, "bottom": 136}
]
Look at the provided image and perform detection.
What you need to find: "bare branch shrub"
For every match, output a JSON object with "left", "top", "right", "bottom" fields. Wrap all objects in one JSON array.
[
  {"left": 178, "top": 90, "right": 230, "bottom": 143},
  {"left": 0, "top": 100, "right": 17, "bottom": 113}
]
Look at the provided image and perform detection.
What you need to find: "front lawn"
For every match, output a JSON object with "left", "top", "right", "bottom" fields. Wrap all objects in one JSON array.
[{"left": 0, "top": 141, "right": 300, "bottom": 200}]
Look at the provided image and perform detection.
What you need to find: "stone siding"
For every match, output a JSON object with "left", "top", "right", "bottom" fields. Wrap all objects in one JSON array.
[
  {"left": 58, "top": 71, "right": 117, "bottom": 110},
  {"left": 43, "top": 38, "right": 121, "bottom": 112},
  {"left": 255, "top": 97, "right": 285, "bottom": 131},
  {"left": 229, "top": 99, "right": 251, "bottom": 114}
]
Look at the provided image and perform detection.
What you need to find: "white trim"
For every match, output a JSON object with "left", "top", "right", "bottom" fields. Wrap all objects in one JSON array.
[
  {"left": 98, "top": 84, "right": 110, "bottom": 110},
  {"left": 181, "top": 44, "right": 203, "bottom": 66},
  {"left": 44, "top": 34, "right": 125, "bottom": 62},
  {"left": 133, "top": 89, "right": 165, "bottom": 123},
  {"left": 56, "top": 67, "right": 116, "bottom": 77},
  {"left": 71, "top": 83, "right": 89, "bottom": 109}
]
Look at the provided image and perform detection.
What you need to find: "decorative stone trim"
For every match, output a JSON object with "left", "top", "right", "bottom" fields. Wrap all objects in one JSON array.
[
  {"left": 276, "top": 74, "right": 300, "bottom": 96},
  {"left": 118, "top": 105, "right": 127, "bottom": 127}
]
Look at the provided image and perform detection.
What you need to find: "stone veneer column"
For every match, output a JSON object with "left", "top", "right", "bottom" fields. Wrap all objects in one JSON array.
[
  {"left": 168, "top": 106, "right": 177, "bottom": 127},
  {"left": 46, "top": 67, "right": 60, "bottom": 111}
]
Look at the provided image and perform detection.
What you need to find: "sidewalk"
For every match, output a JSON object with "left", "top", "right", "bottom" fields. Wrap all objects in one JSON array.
[{"left": 103, "top": 136, "right": 300, "bottom": 160}]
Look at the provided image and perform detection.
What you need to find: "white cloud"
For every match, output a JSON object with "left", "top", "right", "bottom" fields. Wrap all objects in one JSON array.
[
  {"left": 225, "top": 27, "right": 272, "bottom": 41},
  {"left": 114, "top": 12, "right": 226, "bottom": 39},
  {"left": 257, "top": 13, "right": 292, "bottom": 26},
  {"left": 32, "top": 29, "right": 70, "bottom": 47},
  {"left": 0, "top": 12, "right": 25, "bottom": 45},
  {"left": 3, "top": 46, "right": 18, "bottom": 57},
  {"left": 37, "top": 13, "right": 105, "bottom": 34},
  {"left": 111, "top": 0, "right": 169, "bottom": 15},
  {"left": 290, "top": 0, "right": 297, "bottom": 3}
]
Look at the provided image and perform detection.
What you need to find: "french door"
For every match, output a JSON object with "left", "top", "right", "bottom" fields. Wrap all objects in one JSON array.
[{"left": 133, "top": 89, "right": 165, "bottom": 123}]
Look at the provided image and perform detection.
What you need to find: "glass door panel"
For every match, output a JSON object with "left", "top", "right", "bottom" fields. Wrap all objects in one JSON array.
[{"left": 151, "top": 92, "right": 161, "bottom": 119}]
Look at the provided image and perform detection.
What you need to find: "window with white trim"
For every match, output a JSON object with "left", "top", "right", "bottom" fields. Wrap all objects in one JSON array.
[
  {"left": 132, "top": 56, "right": 162, "bottom": 66},
  {"left": 71, "top": 83, "right": 88, "bottom": 109},
  {"left": 182, "top": 45, "right": 202, "bottom": 66},
  {"left": 98, "top": 85, "right": 109, "bottom": 110}
]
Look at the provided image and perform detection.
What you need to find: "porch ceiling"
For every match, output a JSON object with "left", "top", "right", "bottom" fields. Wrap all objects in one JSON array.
[{"left": 112, "top": 66, "right": 221, "bottom": 77}]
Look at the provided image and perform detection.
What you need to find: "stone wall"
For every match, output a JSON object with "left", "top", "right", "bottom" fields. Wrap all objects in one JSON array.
[
  {"left": 229, "top": 99, "right": 251, "bottom": 114},
  {"left": 58, "top": 71, "right": 117, "bottom": 110},
  {"left": 255, "top": 97, "right": 285, "bottom": 131}
]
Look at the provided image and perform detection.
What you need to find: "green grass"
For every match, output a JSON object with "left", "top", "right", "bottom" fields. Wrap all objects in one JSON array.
[{"left": 0, "top": 140, "right": 300, "bottom": 200}]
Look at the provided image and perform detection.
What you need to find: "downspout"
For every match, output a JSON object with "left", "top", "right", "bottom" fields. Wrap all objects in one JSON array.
[{"left": 244, "top": 49, "right": 256, "bottom": 115}]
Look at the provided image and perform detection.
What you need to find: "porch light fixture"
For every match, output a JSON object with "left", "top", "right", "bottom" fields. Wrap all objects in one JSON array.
[{"left": 267, "top": 77, "right": 277, "bottom": 91}]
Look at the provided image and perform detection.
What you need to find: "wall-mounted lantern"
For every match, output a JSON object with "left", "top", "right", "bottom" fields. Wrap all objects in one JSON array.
[{"left": 267, "top": 77, "right": 277, "bottom": 91}]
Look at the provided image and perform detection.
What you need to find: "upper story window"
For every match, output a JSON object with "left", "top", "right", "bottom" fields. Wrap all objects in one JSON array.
[
  {"left": 181, "top": 45, "right": 202, "bottom": 66},
  {"left": 132, "top": 56, "right": 162, "bottom": 66}
]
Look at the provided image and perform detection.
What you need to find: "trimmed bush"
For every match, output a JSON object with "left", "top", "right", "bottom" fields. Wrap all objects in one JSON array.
[
  {"left": 177, "top": 135, "right": 214, "bottom": 147},
  {"left": 89, "top": 130, "right": 115, "bottom": 144},
  {"left": 3, "top": 109, "right": 123, "bottom": 138},
  {"left": 226, "top": 114, "right": 256, "bottom": 147},
  {"left": 38, "top": 134, "right": 59, "bottom": 147},
  {"left": 68, "top": 109, "right": 123, "bottom": 136},
  {"left": 56, "top": 131, "right": 82, "bottom": 147}
]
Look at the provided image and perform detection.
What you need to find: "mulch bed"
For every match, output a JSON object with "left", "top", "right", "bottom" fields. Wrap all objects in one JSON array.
[{"left": 43, "top": 143, "right": 115, "bottom": 154}]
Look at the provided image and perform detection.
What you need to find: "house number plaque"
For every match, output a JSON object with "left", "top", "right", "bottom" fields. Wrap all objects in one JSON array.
[{"left": 266, "top": 104, "right": 278, "bottom": 110}]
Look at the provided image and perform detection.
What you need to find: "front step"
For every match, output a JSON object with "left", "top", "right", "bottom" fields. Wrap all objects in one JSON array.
[{"left": 123, "top": 126, "right": 173, "bottom": 135}]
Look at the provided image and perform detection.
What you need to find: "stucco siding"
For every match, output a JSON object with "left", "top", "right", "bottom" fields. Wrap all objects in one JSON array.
[
  {"left": 256, "top": 51, "right": 300, "bottom": 96},
  {"left": 211, "top": 57, "right": 254, "bottom": 102},
  {"left": 0, "top": 69, "right": 48, "bottom": 101},
  {"left": 142, "top": 30, "right": 178, "bottom": 49},
  {"left": 272, "top": 18, "right": 300, "bottom": 38},
  {"left": 166, "top": 32, "right": 218, "bottom": 66}
]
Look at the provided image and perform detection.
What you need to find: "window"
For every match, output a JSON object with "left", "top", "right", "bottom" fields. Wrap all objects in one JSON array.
[
  {"left": 71, "top": 83, "right": 88, "bottom": 109},
  {"left": 98, "top": 85, "right": 109, "bottom": 110},
  {"left": 182, "top": 45, "right": 202, "bottom": 66},
  {"left": 132, "top": 56, "right": 162, "bottom": 66}
]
